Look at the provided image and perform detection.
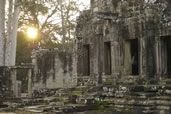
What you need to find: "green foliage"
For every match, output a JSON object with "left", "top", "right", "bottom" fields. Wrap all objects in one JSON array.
[
  {"left": 95, "top": 101, "right": 110, "bottom": 112},
  {"left": 22, "top": 0, "right": 49, "bottom": 15},
  {"left": 16, "top": 32, "right": 32, "bottom": 65},
  {"left": 103, "top": 78, "right": 116, "bottom": 86},
  {"left": 16, "top": 0, "right": 86, "bottom": 65},
  {"left": 18, "top": 0, "right": 83, "bottom": 49},
  {"left": 72, "top": 91, "right": 82, "bottom": 95}
]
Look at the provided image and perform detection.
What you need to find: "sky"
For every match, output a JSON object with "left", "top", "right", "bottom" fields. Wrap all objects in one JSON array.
[
  {"left": 81, "top": 0, "right": 90, "bottom": 6},
  {"left": 80, "top": 0, "right": 90, "bottom": 10}
]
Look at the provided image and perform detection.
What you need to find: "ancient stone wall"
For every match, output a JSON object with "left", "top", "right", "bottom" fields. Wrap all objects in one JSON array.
[
  {"left": 32, "top": 49, "right": 73, "bottom": 90},
  {"left": 0, "top": 67, "right": 12, "bottom": 101},
  {"left": 71, "top": 1, "right": 171, "bottom": 113},
  {"left": 75, "top": 0, "right": 171, "bottom": 85}
]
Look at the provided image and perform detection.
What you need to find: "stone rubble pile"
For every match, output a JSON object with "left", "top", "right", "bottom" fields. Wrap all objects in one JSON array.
[{"left": 2, "top": 82, "right": 171, "bottom": 113}]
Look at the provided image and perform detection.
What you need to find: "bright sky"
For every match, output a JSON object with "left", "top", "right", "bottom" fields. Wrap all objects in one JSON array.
[
  {"left": 80, "top": 0, "right": 90, "bottom": 10},
  {"left": 81, "top": 0, "right": 90, "bottom": 6}
]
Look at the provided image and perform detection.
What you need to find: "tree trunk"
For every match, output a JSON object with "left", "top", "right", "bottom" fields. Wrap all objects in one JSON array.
[
  {"left": 5, "top": 0, "right": 20, "bottom": 66},
  {"left": 5, "top": 0, "right": 13, "bottom": 66},
  {"left": 60, "top": 1, "right": 66, "bottom": 44},
  {"left": 10, "top": 0, "right": 20, "bottom": 66},
  {"left": 0, "top": 0, "right": 6, "bottom": 66}
]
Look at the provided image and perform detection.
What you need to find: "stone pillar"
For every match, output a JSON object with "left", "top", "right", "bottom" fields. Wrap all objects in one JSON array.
[
  {"left": 31, "top": 50, "right": 38, "bottom": 82},
  {"left": 10, "top": 69, "right": 17, "bottom": 97},
  {"left": 28, "top": 69, "right": 32, "bottom": 98},
  {"left": 156, "top": 36, "right": 167, "bottom": 80},
  {"left": 93, "top": 37, "right": 99, "bottom": 77},
  {"left": 97, "top": 35, "right": 104, "bottom": 85},
  {"left": 16, "top": 81, "right": 22, "bottom": 97},
  {"left": 144, "top": 9, "right": 158, "bottom": 78},
  {"left": 139, "top": 37, "right": 146, "bottom": 78},
  {"left": 89, "top": 44, "right": 94, "bottom": 76},
  {"left": 155, "top": 37, "right": 161, "bottom": 80},
  {"left": 145, "top": 21, "right": 156, "bottom": 78},
  {"left": 123, "top": 40, "right": 132, "bottom": 75},
  {"left": 93, "top": 36, "right": 100, "bottom": 85},
  {"left": 72, "top": 49, "right": 78, "bottom": 86},
  {"left": 111, "top": 41, "right": 120, "bottom": 77}
]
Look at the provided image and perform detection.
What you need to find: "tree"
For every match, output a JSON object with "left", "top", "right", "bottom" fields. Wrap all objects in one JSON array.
[
  {"left": 16, "top": 32, "right": 32, "bottom": 65},
  {"left": 19, "top": 0, "right": 81, "bottom": 50},
  {"left": 57, "top": 0, "right": 80, "bottom": 49},
  {"left": 16, "top": 0, "right": 84, "bottom": 65},
  {"left": 0, "top": 0, "right": 21, "bottom": 66},
  {"left": 0, "top": 0, "right": 87, "bottom": 66},
  {"left": 0, "top": 0, "right": 6, "bottom": 66},
  {"left": 5, "top": 0, "right": 20, "bottom": 66}
]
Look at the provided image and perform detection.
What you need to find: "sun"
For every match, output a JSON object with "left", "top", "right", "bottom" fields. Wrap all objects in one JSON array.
[{"left": 26, "top": 27, "right": 38, "bottom": 39}]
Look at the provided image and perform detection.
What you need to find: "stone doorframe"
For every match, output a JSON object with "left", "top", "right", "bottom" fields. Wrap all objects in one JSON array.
[{"left": 10, "top": 65, "right": 34, "bottom": 98}]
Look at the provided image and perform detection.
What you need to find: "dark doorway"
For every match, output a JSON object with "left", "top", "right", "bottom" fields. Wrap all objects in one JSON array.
[
  {"left": 104, "top": 42, "right": 112, "bottom": 75},
  {"left": 130, "top": 39, "right": 139, "bottom": 75},
  {"left": 166, "top": 38, "right": 171, "bottom": 76},
  {"left": 160, "top": 36, "right": 171, "bottom": 78},
  {"left": 83, "top": 44, "right": 90, "bottom": 76},
  {"left": 17, "top": 69, "right": 28, "bottom": 93}
]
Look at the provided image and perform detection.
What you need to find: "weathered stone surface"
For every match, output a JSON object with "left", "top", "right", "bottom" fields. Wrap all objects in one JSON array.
[
  {"left": 0, "top": 67, "right": 11, "bottom": 103},
  {"left": 73, "top": 0, "right": 171, "bottom": 113},
  {"left": 32, "top": 49, "right": 73, "bottom": 90},
  {"left": 75, "top": 0, "right": 171, "bottom": 85}
]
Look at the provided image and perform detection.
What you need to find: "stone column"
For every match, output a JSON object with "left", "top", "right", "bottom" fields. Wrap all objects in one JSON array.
[
  {"left": 72, "top": 48, "right": 78, "bottom": 86},
  {"left": 111, "top": 41, "right": 120, "bottom": 77},
  {"left": 139, "top": 37, "right": 146, "bottom": 78},
  {"left": 31, "top": 50, "right": 38, "bottom": 82},
  {"left": 93, "top": 37, "right": 99, "bottom": 77},
  {"left": 98, "top": 36, "right": 104, "bottom": 84},
  {"left": 144, "top": 10, "right": 158, "bottom": 78},
  {"left": 155, "top": 37, "right": 161, "bottom": 80},
  {"left": 28, "top": 69, "right": 32, "bottom": 98},
  {"left": 156, "top": 36, "right": 167, "bottom": 79},
  {"left": 145, "top": 22, "right": 156, "bottom": 78},
  {"left": 10, "top": 69, "right": 17, "bottom": 97},
  {"left": 123, "top": 40, "right": 132, "bottom": 75},
  {"left": 16, "top": 81, "right": 22, "bottom": 97}
]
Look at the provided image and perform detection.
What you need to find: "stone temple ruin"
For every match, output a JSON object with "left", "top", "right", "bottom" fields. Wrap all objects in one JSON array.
[
  {"left": 2, "top": 0, "right": 171, "bottom": 113},
  {"left": 32, "top": 49, "right": 73, "bottom": 90},
  {"left": 74, "top": 0, "right": 171, "bottom": 85}
]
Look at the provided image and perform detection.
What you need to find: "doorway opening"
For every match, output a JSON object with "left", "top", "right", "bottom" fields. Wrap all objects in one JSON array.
[
  {"left": 104, "top": 42, "right": 112, "bottom": 75},
  {"left": 166, "top": 39, "right": 171, "bottom": 76},
  {"left": 83, "top": 44, "right": 90, "bottom": 76},
  {"left": 130, "top": 39, "right": 139, "bottom": 75},
  {"left": 125, "top": 39, "right": 139, "bottom": 75},
  {"left": 162, "top": 37, "right": 171, "bottom": 77}
]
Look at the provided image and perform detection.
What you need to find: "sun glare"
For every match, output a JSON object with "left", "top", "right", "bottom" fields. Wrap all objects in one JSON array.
[{"left": 26, "top": 27, "right": 38, "bottom": 39}]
